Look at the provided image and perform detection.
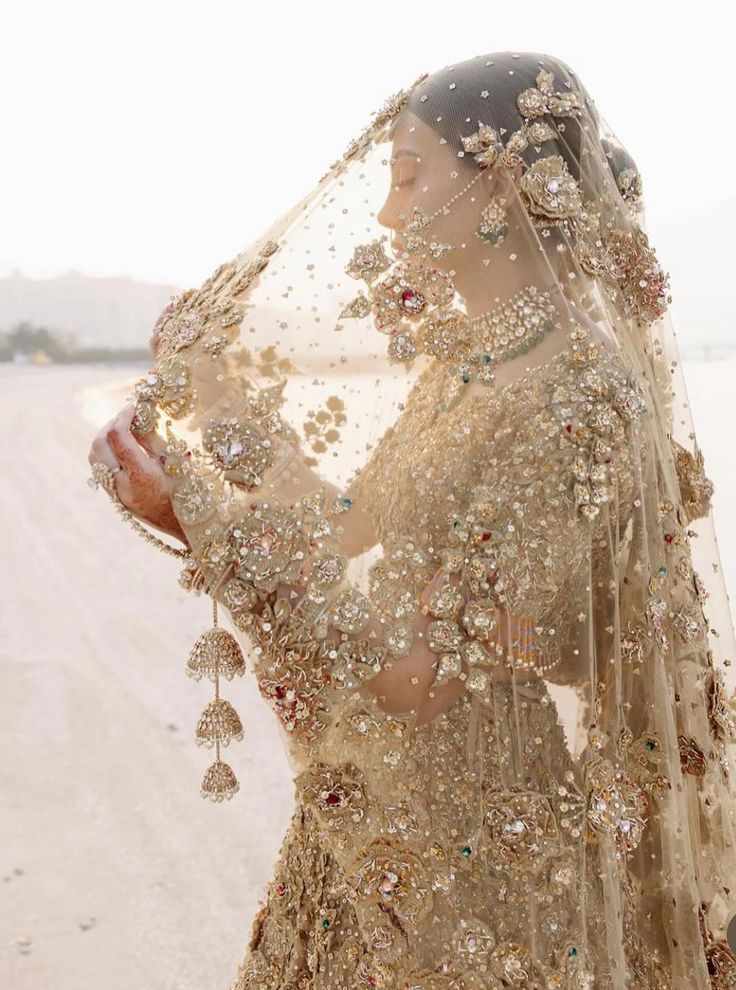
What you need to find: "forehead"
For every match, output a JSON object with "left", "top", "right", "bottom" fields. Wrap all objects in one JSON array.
[{"left": 388, "top": 110, "right": 434, "bottom": 162}]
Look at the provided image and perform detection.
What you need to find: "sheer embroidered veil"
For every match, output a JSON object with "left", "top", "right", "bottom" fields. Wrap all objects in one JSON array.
[{"left": 127, "top": 50, "right": 736, "bottom": 981}]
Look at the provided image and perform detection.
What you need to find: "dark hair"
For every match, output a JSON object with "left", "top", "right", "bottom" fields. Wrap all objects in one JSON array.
[{"left": 398, "top": 51, "right": 639, "bottom": 198}]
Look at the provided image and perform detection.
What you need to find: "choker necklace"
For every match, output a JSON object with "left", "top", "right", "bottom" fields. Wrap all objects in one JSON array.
[
  {"left": 432, "top": 284, "right": 562, "bottom": 407},
  {"left": 468, "top": 285, "right": 561, "bottom": 365}
]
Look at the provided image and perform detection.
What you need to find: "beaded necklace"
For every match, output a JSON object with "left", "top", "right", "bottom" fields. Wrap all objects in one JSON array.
[{"left": 467, "top": 284, "right": 561, "bottom": 366}]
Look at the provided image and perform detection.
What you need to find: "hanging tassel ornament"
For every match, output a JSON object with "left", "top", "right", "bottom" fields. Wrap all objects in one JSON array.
[
  {"left": 88, "top": 432, "right": 246, "bottom": 802},
  {"left": 185, "top": 596, "right": 246, "bottom": 801}
]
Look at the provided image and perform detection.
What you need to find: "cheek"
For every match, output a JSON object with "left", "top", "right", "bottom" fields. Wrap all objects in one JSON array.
[
  {"left": 404, "top": 179, "right": 456, "bottom": 230},
  {"left": 432, "top": 193, "right": 480, "bottom": 247}
]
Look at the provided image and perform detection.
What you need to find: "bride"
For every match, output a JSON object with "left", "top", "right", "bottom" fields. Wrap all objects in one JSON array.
[{"left": 88, "top": 51, "right": 736, "bottom": 990}]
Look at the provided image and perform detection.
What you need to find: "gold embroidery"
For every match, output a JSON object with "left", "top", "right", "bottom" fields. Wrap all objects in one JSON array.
[
  {"left": 96, "top": 54, "right": 736, "bottom": 990},
  {"left": 672, "top": 439, "right": 715, "bottom": 522},
  {"left": 324, "top": 72, "right": 429, "bottom": 178},
  {"left": 132, "top": 240, "right": 279, "bottom": 434},
  {"left": 518, "top": 154, "right": 583, "bottom": 224},
  {"left": 303, "top": 396, "right": 347, "bottom": 456},
  {"left": 575, "top": 220, "right": 672, "bottom": 328}
]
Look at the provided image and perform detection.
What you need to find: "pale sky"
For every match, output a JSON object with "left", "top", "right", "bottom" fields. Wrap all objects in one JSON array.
[{"left": 3, "top": 0, "right": 734, "bottom": 345}]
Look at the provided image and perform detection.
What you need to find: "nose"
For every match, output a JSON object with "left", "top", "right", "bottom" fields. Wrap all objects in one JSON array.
[
  {"left": 377, "top": 186, "right": 409, "bottom": 232},
  {"left": 376, "top": 198, "right": 397, "bottom": 231},
  {"left": 377, "top": 206, "right": 409, "bottom": 241}
]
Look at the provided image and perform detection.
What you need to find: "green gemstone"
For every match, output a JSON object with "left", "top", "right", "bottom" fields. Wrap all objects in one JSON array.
[
  {"left": 322, "top": 918, "right": 330, "bottom": 929},
  {"left": 339, "top": 497, "right": 353, "bottom": 508},
  {"left": 658, "top": 565, "right": 667, "bottom": 574},
  {"left": 461, "top": 845, "right": 472, "bottom": 857},
  {"left": 482, "top": 354, "right": 492, "bottom": 364},
  {"left": 461, "top": 373, "right": 471, "bottom": 383},
  {"left": 646, "top": 740, "right": 656, "bottom": 750},
  {"left": 568, "top": 946, "right": 578, "bottom": 957}
]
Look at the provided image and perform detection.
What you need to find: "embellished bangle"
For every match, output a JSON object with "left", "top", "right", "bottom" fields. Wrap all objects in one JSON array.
[{"left": 88, "top": 461, "right": 190, "bottom": 560}]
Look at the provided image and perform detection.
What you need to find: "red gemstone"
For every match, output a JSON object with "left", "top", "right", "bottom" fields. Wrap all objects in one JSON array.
[
  {"left": 400, "top": 288, "right": 425, "bottom": 313},
  {"left": 565, "top": 423, "right": 572, "bottom": 432},
  {"left": 326, "top": 792, "right": 341, "bottom": 806},
  {"left": 664, "top": 533, "right": 674, "bottom": 543},
  {"left": 481, "top": 532, "right": 491, "bottom": 541}
]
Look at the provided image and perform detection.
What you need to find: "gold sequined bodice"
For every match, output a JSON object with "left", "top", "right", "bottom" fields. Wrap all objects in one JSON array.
[
  {"left": 230, "top": 337, "right": 664, "bottom": 989},
  {"left": 349, "top": 349, "right": 569, "bottom": 546}
]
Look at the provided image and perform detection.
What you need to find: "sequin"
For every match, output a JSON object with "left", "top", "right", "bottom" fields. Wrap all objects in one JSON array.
[
  {"left": 518, "top": 155, "right": 583, "bottom": 223},
  {"left": 672, "top": 439, "right": 715, "bottom": 522},
  {"left": 110, "top": 53, "right": 736, "bottom": 990}
]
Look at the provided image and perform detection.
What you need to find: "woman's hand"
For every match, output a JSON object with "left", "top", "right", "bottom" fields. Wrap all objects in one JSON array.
[{"left": 88, "top": 402, "right": 190, "bottom": 548}]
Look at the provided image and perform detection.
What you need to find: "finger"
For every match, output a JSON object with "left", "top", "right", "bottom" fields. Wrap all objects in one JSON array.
[
  {"left": 106, "top": 428, "right": 172, "bottom": 514},
  {"left": 107, "top": 422, "right": 157, "bottom": 476},
  {"left": 109, "top": 402, "right": 158, "bottom": 458},
  {"left": 89, "top": 413, "right": 127, "bottom": 466},
  {"left": 113, "top": 402, "right": 137, "bottom": 431},
  {"left": 137, "top": 429, "right": 168, "bottom": 461},
  {"left": 89, "top": 402, "right": 141, "bottom": 469},
  {"left": 88, "top": 435, "right": 122, "bottom": 470}
]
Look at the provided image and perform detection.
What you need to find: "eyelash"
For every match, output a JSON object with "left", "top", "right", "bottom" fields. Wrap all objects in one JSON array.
[{"left": 393, "top": 176, "right": 415, "bottom": 189}]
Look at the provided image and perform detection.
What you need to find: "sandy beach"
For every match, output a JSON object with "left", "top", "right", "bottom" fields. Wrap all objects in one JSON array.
[
  {"left": 1, "top": 364, "right": 295, "bottom": 990},
  {"left": 2, "top": 359, "right": 736, "bottom": 990}
]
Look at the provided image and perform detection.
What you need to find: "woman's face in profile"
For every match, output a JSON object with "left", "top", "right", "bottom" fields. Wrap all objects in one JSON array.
[{"left": 377, "top": 111, "right": 485, "bottom": 272}]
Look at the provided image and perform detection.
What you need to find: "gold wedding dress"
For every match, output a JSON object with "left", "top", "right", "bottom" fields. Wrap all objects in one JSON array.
[{"left": 111, "top": 52, "right": 736, "bottom": 989}]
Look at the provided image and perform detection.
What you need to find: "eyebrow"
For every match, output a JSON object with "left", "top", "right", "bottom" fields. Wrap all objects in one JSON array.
[{"left": 390, "top": 149, "right": 421, "bottom": 164}]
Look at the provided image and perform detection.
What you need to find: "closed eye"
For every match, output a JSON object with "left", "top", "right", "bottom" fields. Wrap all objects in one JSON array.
[{"left": 392, "top": 168, "right": 416, "bottom": 189}]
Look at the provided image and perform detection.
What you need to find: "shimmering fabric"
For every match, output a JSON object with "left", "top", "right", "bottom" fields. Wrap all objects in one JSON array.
[{"left": 127, "top": 51, "right": 736, "bottom": 989}]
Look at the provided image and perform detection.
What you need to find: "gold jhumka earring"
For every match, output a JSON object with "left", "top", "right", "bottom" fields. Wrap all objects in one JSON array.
[{"left": 476, "top": 197, "right": 509, "bottom": 245}]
